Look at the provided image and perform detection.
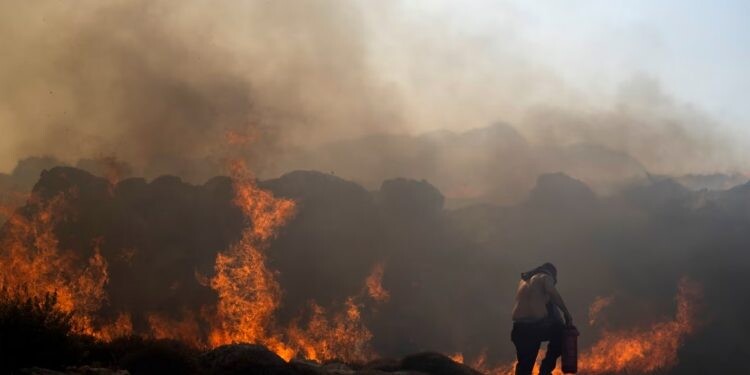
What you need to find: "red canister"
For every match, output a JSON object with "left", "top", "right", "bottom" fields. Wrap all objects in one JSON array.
[{"left": 561, "top": 325, "right": 579, "bottom": 373}]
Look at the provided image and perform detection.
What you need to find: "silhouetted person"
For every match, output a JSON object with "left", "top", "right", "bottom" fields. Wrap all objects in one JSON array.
[{"left": 511, "top": 263, "right": 573, "bottom": 375}]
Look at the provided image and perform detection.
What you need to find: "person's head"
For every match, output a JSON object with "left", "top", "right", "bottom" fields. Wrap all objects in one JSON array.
[
  {"left": 521, "top": 262, "right": 558, "bottom": 284},
  {"left": 539, "top": 262, "right": 557, "bottom": 281}
]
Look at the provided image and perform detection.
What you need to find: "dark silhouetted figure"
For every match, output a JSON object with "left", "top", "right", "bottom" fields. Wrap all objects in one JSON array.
[{"left": 511, "top": 263, "right": 573, "bottom": 375}]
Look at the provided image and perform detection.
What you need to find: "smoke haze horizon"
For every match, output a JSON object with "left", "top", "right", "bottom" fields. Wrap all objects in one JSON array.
[{"left": 1, "top": 0, "right": 748, "bottom": 197}]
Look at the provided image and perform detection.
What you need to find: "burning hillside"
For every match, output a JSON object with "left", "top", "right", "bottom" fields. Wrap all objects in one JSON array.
[
  {"left": 0, "top": 164, "right": 725, "bottom": 374},
  {"left": 0, "top": 163, "right": 381, "bottom": 364}
]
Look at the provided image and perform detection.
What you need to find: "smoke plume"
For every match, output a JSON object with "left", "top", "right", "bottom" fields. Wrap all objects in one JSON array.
[{"left": 0, "top": 1, "right": 745, "bottom": 193}]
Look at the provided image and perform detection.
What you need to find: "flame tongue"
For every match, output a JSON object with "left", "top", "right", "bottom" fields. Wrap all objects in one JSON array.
[
  {"left": 366, "top": 262, "right": 390, "bottom": 303},
  {"left": 287, "top": 297, "right": 374, "bottom": 362},
  {"left": 578, "top": 278, "right": 702, "bottom": 374},
  {"left": 207, "top": 160, "right": 375, "bottom": 362},
  {"left": 0, "top": 191, "right": 119, "bottom": 337},
  {"left": 208, "top": 159, "right": 295, "bottom": 354},
  {"left": 458, "top": 278, "right": 702, "bottom": 375}
]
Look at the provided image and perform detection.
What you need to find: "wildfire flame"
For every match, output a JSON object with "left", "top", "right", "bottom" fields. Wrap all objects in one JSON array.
[
  {"left": 459, "top": 278, "right": 702, "bottom": 375},
  {"left": 95, "top": 312, "right": 134, "bottom": 342},
  {"left": 207, "top": 159, "right": 375, "bottom": 362},
  {"left": 588, "top": 295, "right": 614, "bottom": 326},
  {"left": 578, "top": 278, "right": 702, "bottom": 374},
  {"left": 0, "top": 158, "right": 379, "bottom": 363},
  {"left": 0, "top": 191, "right": 130, "bottom": 339},
  {"left": 207, "top": 159, "right": 296, "bottom": 356},
  {"left": 449, "top": 352, "right": 465, "bottom": 364},
  {"left": 0, "top": 160, "right": 700, "bottom": 372},
  {"left": 366, "top": 261, "right": 390, "bottom": 303}
]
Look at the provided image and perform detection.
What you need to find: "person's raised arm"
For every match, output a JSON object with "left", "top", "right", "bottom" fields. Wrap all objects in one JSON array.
[{"left": 544, "top": 275, "right": 573, "bottom": 326}]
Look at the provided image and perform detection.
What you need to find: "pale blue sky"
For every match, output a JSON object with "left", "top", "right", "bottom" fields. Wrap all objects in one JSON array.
[
  {"left": 349, "top": 0, "right": 750, "bottom": 173},
  {"left": 518, "top": 0, "right": 750, "bottom": 124},
  {"left": 401, "top": 0, "right": 750, "bottom": 131}
]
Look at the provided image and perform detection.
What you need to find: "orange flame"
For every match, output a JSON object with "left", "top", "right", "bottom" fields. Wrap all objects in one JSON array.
[
  {"left": 0, "top": 157, "right": 379, "bottom": 362},
  {"left": 366, "top": 262, "right": 390, "bottom": 303},
  {"left": 0, "top": 192, "right": 131, "bottom": 338},
  {"left": 207, "top": 159, "right": 376, "bottom": 362},
  {"left": 578, "top": 278, "right": 702, "bottom": 374},
  {"left": 0, "top": 167, "right": 703, "bottom": 373},
  {"left": 588, "top": 295, "right": 614, "bottom": 326},
  {"left": 461, "top": 278, "right": 702, "bottom": 375},
  {"left": 287, "top": 297, "right": 374, "bottom": 362},
  {"left": 208, "top": 159, "right": 295, "bottom": 356},
  {"left": 95, "top": 313, "right": 134, "bottom": 342},
  {"left": 147, "top": 310, "right": 204, "bottom": 345},
  {"left": 449, "top": 352, "right": 465, "bottom": 364}
]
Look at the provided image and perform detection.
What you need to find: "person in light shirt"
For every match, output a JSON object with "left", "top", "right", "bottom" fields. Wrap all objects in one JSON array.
[{"left": 511, "top": 263, "right": 573, "bottom": 375}]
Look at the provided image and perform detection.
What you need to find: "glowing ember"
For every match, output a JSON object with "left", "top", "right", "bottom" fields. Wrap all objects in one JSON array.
[
  {"left": 94, "top": 313, "right": 134, "bottom": 342},
  {"left": 449, "top": 352, "right": 465, "bottom": 364}
]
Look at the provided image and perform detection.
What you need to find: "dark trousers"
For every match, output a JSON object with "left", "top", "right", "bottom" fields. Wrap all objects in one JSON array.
[{"left": 511, "top": 320, "right": 563, "bottom": 375}]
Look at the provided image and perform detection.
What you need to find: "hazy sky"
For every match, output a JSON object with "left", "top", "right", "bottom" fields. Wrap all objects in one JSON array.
[{"left": 390, "top": 0, "right": 750, "bottom": 133}]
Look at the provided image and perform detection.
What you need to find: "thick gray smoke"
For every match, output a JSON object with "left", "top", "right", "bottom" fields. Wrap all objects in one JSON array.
[
  {"left": 0, "top": 0, "right": 401, "bottom": 181},
  {"left": 0, "top": 1, "right": 745, "bottom": 196}
]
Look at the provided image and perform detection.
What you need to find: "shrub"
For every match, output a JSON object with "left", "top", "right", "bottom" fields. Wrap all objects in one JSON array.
[{"left": 0, "top": 291, "right": 81, "bottom": 371}]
